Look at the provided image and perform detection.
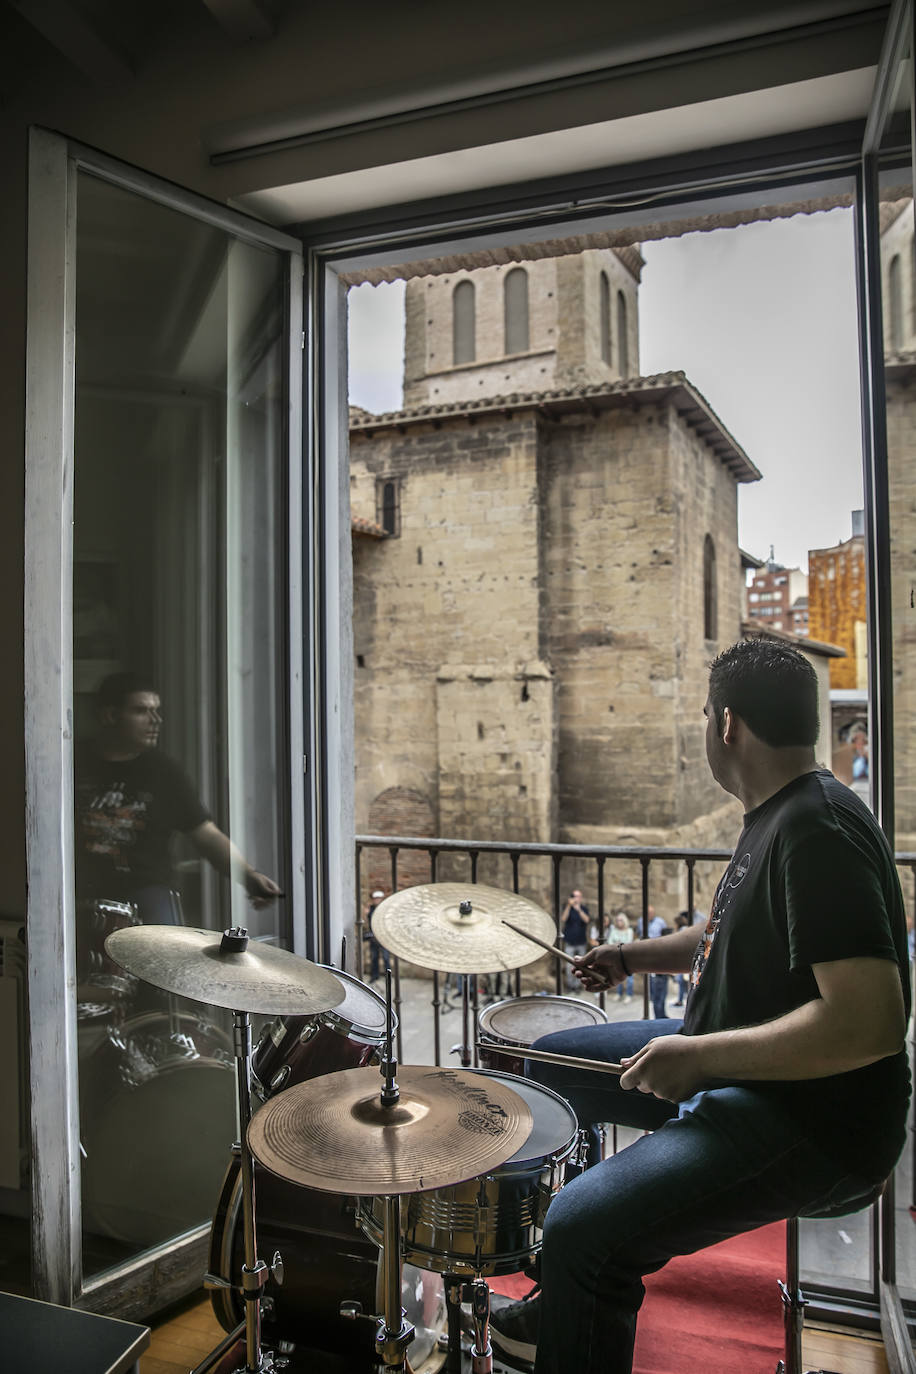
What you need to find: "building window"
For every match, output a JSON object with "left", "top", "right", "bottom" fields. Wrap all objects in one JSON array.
[
  {"left": 504, "top": 267, "right": 529, "bottom": 354},
  {"left": 703, "top": 534, "right": 717, "bottom": 640},
  {"left": 889, "top": 253, "right": 903, "bottom": 351},
  {"left": 377, "top": 477, "right": 400, "bottom": 536},
  {"left": 617, "top": 290, "right": 629, "bottom": 377},
  {"left": 453, "top": 279, "right": 475, "bottom": 364},
  {"left": 599, "top": 271, "right": 612, "bottom": 365}
]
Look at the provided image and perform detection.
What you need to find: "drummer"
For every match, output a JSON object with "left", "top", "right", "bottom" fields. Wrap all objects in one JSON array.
[
  {"left": 75, "top": 671, "right": 281, "bottom": 923},
  {"left": 489, "top": 638, "right": 910, "bottom": 1374}
]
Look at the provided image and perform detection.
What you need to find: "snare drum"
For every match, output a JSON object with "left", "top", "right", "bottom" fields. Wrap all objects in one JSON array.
[
  {"left": 251, "top": 967, "right": 390, "bottom": 1101},
  {"left": 358, "top": 1069, "right": 584, "bottom": 1277},
  {"left": 477, "top": 994, "right": 607, "bottom": 1076}
]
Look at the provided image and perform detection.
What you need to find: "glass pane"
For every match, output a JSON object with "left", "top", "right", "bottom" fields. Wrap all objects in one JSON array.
[{"left": 72, "top": 171, "right": 290, "bottom": 1276}]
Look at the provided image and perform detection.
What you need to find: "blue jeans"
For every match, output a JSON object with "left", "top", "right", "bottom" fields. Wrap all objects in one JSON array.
[
  {"left": 526, "top": 1021, "right": 880, "bottom": 1374},
  {"left": 649, "top": 973, "right": 669, "bottom": 1018},
  {"left": 616, "top": 975, "right": 635, "bottom": 999}
]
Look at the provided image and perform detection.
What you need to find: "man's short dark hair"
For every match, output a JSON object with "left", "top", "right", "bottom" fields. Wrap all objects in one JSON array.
[
  {"left": 707, "top": 639, "right": 819, "bottom": 748},
  {"left": 95, "top": 672, "right": 157, "bottom": 714}
]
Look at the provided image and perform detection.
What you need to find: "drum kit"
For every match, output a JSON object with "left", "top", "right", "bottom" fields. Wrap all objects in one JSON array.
[{"left": 95, "top": 882, "right": 616, "bottom": 1374}]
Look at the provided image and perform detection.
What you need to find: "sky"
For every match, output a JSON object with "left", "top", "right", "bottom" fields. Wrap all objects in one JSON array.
[{"left": 347, "top": 208, "right": 865, "bottom": 573}]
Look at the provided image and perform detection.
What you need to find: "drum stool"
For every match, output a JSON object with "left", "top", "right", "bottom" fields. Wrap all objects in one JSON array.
[{"left": 776, "top": 1182, "right": 885, "bottom": 1374}]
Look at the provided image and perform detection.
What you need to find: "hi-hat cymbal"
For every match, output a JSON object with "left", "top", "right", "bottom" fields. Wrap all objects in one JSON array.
[
  {"left": 370, "top": 882, "right": 556, "bottom": 974},
  {"left": 247, "top": 1064, "right": 533, "bottom": 1195},
  {"left": 105, "top": 926, "right": 345, "bottom": 1016}
]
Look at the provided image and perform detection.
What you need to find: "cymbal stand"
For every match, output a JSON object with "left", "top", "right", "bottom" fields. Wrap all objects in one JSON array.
[
  {"left": 201, "top": 930, "right": 285, "bottom": 1374},
  {"left": 374, "top": 970, "right": 415, "bottom": 1371}
]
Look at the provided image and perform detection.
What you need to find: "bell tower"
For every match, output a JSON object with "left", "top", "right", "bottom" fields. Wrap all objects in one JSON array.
[{"left": 402, "top": 247, "right": 642, "bottom": 408}]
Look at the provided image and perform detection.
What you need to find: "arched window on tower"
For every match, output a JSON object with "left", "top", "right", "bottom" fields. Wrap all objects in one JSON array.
[
  {"left": 504, "top": 267, "right": 530, "bottom": 354},
  {"left": 889, "top": 253, "right": 903, "bottom": 351},
  {"left": 599, "top": 271, "right": 612, "bottom": 366},
  {"left": 703, "top": 535, "right": 718, "bottom": 641},
  {"left": 453, "top": 279, "right": 476, "bottom": 365},
  {"left": 617, "top": 291, "right": 629, "bottom": 377}
]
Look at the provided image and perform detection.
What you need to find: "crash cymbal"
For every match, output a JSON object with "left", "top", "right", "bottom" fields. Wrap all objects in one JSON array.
[
  {"left": 105, "top": 926, "right": 345, "bottom": 1016},
  {"left": 370, "top": 882, "right": 556, "bottom": 974},
  {"left": 247, "top": 1064, "right": 533, "bottom": 1195}
]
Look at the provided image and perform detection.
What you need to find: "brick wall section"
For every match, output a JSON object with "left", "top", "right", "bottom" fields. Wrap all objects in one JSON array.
[{"left": 807, "top": 536, "right": 866, "bottom": 689}]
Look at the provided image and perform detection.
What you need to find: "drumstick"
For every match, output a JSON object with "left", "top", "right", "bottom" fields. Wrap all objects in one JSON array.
[
  {"left": 479, "top": 1039, "right": 624, "bottom": 1076},
  {"left": 499, "top": 918, "right": 612, "bottom": 988}
]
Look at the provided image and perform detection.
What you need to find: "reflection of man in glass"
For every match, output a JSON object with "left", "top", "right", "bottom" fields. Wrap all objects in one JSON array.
[{"left": 74, "top": 672, "right": 281, "bottom": 922}]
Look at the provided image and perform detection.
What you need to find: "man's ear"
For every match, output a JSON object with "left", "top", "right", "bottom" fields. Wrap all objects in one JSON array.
[{"left": 721, "top": 705, "right": 737, "bottom": 744}]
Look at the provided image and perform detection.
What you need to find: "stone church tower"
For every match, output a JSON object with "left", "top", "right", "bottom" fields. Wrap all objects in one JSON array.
[
  {"left": 403, "top": 247, "right": 641, "bottom": 408},
  {"left": 350, "top": 249, "right": 757, "bottom": 911}
]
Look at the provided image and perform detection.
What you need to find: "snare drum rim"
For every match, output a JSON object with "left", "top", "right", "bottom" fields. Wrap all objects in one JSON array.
[{"left": 478, "top": 992, "right": 607, "bottom": 1049}]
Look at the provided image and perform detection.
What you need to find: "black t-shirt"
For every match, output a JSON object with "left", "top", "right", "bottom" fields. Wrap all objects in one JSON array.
[
  {"left": 683, "top": 769, "right": 911, "bottom": 1181},
  {"left": 74, "top": 740, "right": 210, "bottom": 899}
]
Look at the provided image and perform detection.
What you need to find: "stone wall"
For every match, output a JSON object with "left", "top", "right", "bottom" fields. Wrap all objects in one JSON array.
[
  {"left": 351, "top": 411, "right": 543, "bottom": 840},
  {"left": 541, "top": 401, "right": 742, "bottom": 832}
]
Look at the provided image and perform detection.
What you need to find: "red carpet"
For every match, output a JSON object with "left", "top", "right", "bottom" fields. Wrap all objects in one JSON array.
[{"left": 491, "top": 1221, "right": 786, "bottom": 1373}]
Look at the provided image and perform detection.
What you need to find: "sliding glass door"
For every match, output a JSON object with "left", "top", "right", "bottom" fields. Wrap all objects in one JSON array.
[{"left": 26, "top": 131, "right": 305, "bottom": 1313}]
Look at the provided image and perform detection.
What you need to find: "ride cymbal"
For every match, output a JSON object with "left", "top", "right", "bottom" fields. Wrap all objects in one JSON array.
[
  {"left": 247, "top": 1064, "right": 533, "bottom": 1195},
  {"left": 105, "top": 925, "right": 345, "bottom": 1015},
  {"left": 370, "top": 882, "right": 556, "bottom": 974}
]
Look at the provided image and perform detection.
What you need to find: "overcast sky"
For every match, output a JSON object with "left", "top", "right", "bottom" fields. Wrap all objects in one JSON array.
[{"left": 347, "top": 208, "right": 864, "bottom": 573}]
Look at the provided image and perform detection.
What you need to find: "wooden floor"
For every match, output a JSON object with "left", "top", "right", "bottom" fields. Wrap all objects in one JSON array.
[{"left": 141, "top": 1293, "right": 892, "bottom": 1374}]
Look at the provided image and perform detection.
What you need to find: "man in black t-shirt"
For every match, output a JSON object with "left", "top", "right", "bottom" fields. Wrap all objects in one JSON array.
[
  {"left": 75, "top": 672, "right": 281, "bottom": 923},
  {"left": 490, "top": 640, "right": 910, "bottom": 1374}
]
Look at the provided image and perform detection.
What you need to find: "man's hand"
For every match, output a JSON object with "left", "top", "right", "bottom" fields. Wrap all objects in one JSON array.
[
  {"left": 573, "top": 943, "right": 625, "bottom": 991},
  {"left": 245, "top": 870, "right": 283, "bottom": 908},
  {"left": 620, "top": 1034, "right": 709, "bottom": 1102}
]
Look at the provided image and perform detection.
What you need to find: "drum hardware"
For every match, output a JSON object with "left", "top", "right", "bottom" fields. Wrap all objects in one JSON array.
[
  {"left": 371, "top": 883, "right": 556, "bottom": 1072},
  {"left": 105, "top": 925, "right": 346, "bottom": 1374},
  {"left": 498, "top": 917, "right": 612, "bottom": 989},
  {"left": 247, "top": 974, "right": 532, "bottom": 1374}
]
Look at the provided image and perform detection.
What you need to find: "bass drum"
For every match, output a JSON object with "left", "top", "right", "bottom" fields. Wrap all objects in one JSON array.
[
  {"left": 80, "top": 1008, "right": 236, "bottom": 1247},
  {"left": 209, "top": 1157, "right": 446, "bottom": 1369}
]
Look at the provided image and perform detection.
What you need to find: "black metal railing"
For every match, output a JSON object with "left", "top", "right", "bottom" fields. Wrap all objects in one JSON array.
[{"left": 355, "top": 834, "right": 735, "bottom": 1064}]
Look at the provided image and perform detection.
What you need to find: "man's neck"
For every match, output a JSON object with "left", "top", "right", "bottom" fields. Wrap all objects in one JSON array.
[
  {"left": 95, "top": 736, "right": 143, "bottom": 764},
  {"left": 735, "top": 753, "right": 819, "bottom": 813}
]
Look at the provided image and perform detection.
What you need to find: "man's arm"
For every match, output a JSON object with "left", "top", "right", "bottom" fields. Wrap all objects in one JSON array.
[
  {"left": 189, "top": 820, "right": 282, "bottom": 908},
  {"left": 576, "top": 923, "right": 703, "bottom": 989},
  {"left": 620, "top": 956, "right": 906, "bottom": 1102}
]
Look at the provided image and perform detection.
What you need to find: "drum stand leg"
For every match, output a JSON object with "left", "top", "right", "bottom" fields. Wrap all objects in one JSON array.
[
  {"left": 444, "top": 1275, "right": 464, "bottom": 1374},
  {"left": 202, "top": 1007, "right": 285, "bottom": 1374},
  {"left": 374, "top": 1194, "right": 415, "bottom": 1371}
]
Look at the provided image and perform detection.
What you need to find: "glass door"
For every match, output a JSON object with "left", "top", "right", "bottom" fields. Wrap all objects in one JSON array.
[{"left": 25, "top": 131, "right": 305, "bottom": 1313}]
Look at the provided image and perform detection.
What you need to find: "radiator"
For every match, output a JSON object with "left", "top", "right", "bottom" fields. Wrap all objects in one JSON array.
[{"left": 0, "top": 920, "right": 27, "bottom": 1191}]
